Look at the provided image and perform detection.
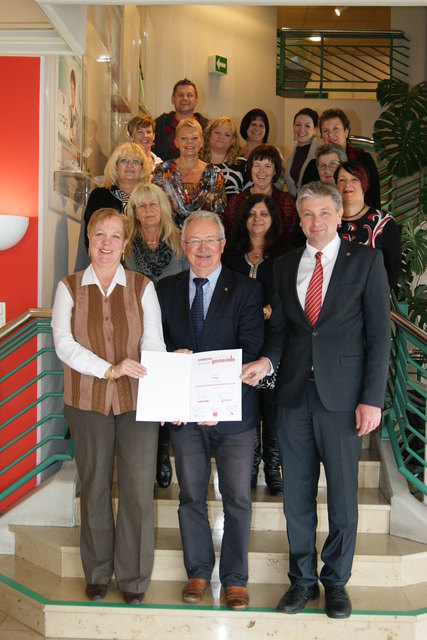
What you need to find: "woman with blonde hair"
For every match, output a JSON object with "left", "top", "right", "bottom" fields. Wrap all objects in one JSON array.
[
  {"left": 152, "top": 118, "right": 226, "bottom": 228},
  {"left": 125, "top": 182, "right": 188, "bottom": 490},
  {"left": 77, "top": 142, "right": 151, "bottom": 264},
  {"left": 125, "top": 182, "right": 188, "bottom": 285},
  {"left": 127, "top": 114, "right": 163, "bottom": 171},
  {"left": 200, "top": 116, "right": 246, "bottom": 198}
]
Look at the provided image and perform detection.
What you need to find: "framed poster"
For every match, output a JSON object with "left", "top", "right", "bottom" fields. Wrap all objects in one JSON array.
[{"left": 56, "top": 57, "right": 82, "bottom": 170}]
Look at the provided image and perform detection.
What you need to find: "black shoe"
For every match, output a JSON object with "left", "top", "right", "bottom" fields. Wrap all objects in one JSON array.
[
  {"left": 277, "top": 583, "right": 320, "bottom": 614},
  {"left": 264, "top": 467, "right": 283, "bottom": 496},
  {"left": 324, "top": 585, "right": 352, "bottom": 619},
  {"left": 156, "top": 449, "right": 172, "bottom": 488},
  {"left": 123, "top": 591, "right": 145, "bottom": 605},
  {"left": 85, "top": 583, "right": 108, "bottom": 601}
]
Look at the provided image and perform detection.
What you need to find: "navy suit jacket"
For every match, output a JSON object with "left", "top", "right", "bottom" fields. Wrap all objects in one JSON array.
[
  {"left": 156, "top": 266, "right": 264, "bottom": 434},
  {"left": 264, "top": 238, "right": 391, "bottom": 412}
]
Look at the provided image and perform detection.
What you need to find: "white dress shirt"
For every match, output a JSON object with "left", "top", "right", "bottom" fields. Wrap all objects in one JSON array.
[
  {"left": 51, "top": 264, "right": 166, "bottom": 379},
  {"left": 297, "top": 234, "right": 341, "bottom": 310}
]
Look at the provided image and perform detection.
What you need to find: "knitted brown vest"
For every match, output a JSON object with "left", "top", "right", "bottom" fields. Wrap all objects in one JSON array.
[{"left": 62, "top": 270, "right": 149, "bottom": 415}]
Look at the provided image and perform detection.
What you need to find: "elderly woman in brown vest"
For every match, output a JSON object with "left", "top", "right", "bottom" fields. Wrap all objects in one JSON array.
[{"left": 52, "top": 208, "right": 166, "bottom": 605}]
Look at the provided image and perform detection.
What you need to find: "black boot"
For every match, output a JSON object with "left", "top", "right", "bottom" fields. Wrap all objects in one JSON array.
[
  {"left": 251, "top": 423, "right": 261, "bottom": 488},
  {"left": 156, "top": 425, "right": 172, "bottom": 488},
  {"left": 261, "top": 389, "right": 283, "bottom": 496}
]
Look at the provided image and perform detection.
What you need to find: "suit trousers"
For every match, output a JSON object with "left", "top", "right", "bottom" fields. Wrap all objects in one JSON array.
[
  {"left": 276, "top": 381, "right": 362, "bottom": 588},
  {"left": 170, "top": 425, "right": 255, "bottom": 587},
  {"left": 65, "top": 405, "right": 159, "bottom": 592}
]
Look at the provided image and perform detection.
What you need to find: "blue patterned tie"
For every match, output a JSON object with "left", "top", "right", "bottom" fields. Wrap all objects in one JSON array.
[{"left": 191, "top": 277, "right": 208, "bottom": 346}]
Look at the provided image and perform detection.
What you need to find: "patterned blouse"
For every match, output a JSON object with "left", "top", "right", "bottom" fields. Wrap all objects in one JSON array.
[
  {"left": 152, "top": 161, "right": 227, "bottom": 228},
  {"left": 339, "top": 207, "right": 401, "bottom": 288}
]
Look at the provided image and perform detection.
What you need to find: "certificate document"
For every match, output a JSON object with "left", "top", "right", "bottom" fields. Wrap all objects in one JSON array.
[{"left": 136, "top": 349, "right": 242, "bottom": 423}]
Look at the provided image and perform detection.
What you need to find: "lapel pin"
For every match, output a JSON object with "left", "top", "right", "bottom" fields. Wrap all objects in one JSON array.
[
  {"left": 346, "top": 252, "right": 351, "bottom": 256},
  {"left": 224, "top": 287, "right": 229, "bottom": 292}
]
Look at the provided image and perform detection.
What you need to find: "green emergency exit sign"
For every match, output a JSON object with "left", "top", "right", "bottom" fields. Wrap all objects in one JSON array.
[{"left": 208, "top": 55, "right": 228, "bottom": 76}]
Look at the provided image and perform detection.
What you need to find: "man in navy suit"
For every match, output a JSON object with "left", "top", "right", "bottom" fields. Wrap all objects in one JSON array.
[
  {"left": 242, "top": 182, "right": 390, "bottom": 618},
  {"left": 156, "top": 210, "right": 264, "bottom": 610}
]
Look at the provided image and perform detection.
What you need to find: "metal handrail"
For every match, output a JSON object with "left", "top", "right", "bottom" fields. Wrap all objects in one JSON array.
[
  {"left": 277, "top": 29, "right": 409, "bottom": 98},
  {"left": 383, "top": 303, "right": 427, "bottom": 497},
  {"left": 0, "top": 310, "right": 72, "bottom": 508}
]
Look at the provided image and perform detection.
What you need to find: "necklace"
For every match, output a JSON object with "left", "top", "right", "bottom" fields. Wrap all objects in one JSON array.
[
  {"left": 147, "top": 240, "right": 158, "bottom": 245},
  {"left": 343, "top": 204, "right": 367, "bottom": 220}
]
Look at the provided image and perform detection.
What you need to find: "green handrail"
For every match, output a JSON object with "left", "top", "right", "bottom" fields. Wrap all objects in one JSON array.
[
  {"left": 277, "top": 29, "right": 409, "bottom": 98},
  {"left": 382, "top": 302, "right": 427, "bottom": 497},
  {"left": 0, "top": 310, "right": 73, "bottom": 506}
]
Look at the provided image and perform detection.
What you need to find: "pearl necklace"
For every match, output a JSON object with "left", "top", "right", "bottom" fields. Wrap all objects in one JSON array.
[{"left": 343, "top": 204, "right": 367, "bottom": 220}]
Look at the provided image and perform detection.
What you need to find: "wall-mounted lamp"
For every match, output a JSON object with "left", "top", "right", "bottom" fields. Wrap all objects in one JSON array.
[
  {"left": 335, "top": 7, "right": 348, "bottom": 17},
  {"left": 0, "top": 215, "right": 29, "bottom": 251}
]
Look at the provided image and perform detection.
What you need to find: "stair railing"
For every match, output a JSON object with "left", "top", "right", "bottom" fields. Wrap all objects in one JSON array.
[
  {"left": 383, "top": 302, "right": 427, "bottom": 499},
  {"left": 0, "top": 309, "right": 72, "bottom": 510}
]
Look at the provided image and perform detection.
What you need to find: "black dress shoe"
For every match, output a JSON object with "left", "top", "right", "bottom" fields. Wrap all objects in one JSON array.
[
  {"left": 123, "top": 591, "right": 145, "bottom": 605},
  {"left": 85, "top": 583, "right": 108, "bottom": 601},
  {"left": 264, "top": 468, "right": 283, "bottom": 496},
  {"left": 156, "top": 450, "right": 172, "bottom": 488},
  {"left": 277, "top": 583, "right": 320, "bottom": 614},
  {"left": 324, "top": 585, "right": 352, "bottom": 619}
]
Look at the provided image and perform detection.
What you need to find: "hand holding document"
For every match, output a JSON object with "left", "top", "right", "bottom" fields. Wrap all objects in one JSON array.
[{"left": 136, "top": 349, "right": 242, "bottom": 423}]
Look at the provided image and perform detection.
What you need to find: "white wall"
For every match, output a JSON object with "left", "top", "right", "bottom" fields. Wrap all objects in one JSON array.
[
  {"left": 391, "top": 7, "right": 427, "bottom": 85},
  {"left": 140, "top": 5, "right": 285, "bottom": 152}
]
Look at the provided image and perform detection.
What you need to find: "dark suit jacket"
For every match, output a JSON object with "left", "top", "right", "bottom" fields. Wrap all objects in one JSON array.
[
  {"left": 264, "top": 238, "right": 391, "bottom": 412},
  {"left": 156, "top": 266, "right": 264, "bottom": 434}
]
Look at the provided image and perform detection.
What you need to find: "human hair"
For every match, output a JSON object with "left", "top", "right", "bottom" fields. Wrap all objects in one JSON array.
[
  {"left": 70, "top": 69, "right": 76, "bottom": 88},
  {"left": 293, "top": 108, "right": 318, "bottom": 128},
  {"left": 87, "top": 208, "right": 131, "bottom": 259},
  {"left": 335, "top": 160, "right": 369, "bottom": 194},
  {"left": 319, "top": 108, "right": 351, "bottom": 136},
  {"left": 172, "top": 78, "right": 198, "bottom": 98},
  {"left": 296, "top": 181, "right": 343, "bottom": 213},
  {"left": 181, "top": 210, "right": 225, "bottom": 242},
  {"left": 127, "top": 114, "right": 156, "bottom": 140},
  {"left": 175, "top": 118, "right": 203, "bottom": 139},
  {"left": 200, "top": 116, "right": 240, "bottom": 164},
  {"left": 231, "top": 194, "right": 284, "bottom": 254},
  {"left": 246, "top": 144, "right": 283, "bottom": 182},
  {"left": 316, "top": 143, "right": 348, "bottom": 164},
  {"left": 239, "top": 109, "right": 269, "bottom": 142},
  {"left": 103, "top": 142, "right": 150, "bottom": 188},
  {"left": 126, "top": 182, "right": 182, "bottom": 256}
]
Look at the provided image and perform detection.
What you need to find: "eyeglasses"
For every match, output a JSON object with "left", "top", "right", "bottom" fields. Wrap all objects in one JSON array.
[
  {"left": 118, "top": 158, "right": 142, "bottom": 166},
  {"left": 183, "top": 238, "right": 224, "bottom": 247},
  {"left": 318, "top": 160, "right": 341, "bottom": 172}
]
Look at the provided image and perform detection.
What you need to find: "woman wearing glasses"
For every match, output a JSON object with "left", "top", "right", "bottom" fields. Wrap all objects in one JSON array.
[{"left": 76, "top": 143, "right": 151, "bottom": 268}]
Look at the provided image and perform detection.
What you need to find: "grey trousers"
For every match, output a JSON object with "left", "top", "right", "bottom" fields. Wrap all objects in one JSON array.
[
  {"left": 170, "top": 425, "right": 255, "bottom": 587},
  {"left": 65, "top": 405, "right": 159, "bottom": 593}
]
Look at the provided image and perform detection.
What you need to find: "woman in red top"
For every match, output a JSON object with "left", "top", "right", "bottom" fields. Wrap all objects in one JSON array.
[{"left": 223, "top": 145, "right": 297, "bottom": 247}]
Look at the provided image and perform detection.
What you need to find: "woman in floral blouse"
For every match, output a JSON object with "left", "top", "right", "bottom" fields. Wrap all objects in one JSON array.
[{"left": 152, "top": 118, "right": 226, "bottom": 228}]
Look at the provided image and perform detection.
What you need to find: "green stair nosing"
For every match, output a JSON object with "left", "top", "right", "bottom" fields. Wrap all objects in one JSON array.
[{"left": 1, "top": 572, "right": 426, "bottom": 618}]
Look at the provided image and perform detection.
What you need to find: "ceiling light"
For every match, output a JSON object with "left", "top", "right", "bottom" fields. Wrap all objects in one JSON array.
[
  {"left": 309, "top": 36, "right": 322, "bottom": 42},
  {"left": 335, "top": 7, "right": 348, "bottom": 17}
]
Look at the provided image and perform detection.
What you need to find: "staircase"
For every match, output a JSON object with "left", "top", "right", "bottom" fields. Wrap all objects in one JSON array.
[{"left": 1, "top": 438, "right": 427, "bottom": 639}]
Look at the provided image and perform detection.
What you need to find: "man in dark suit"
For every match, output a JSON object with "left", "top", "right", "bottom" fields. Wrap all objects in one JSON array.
[
  {"left": 156, "top": 210, "right": 264, "bottom": 610},
  {"left": 242, "top": 181, "right": 390, "bottom": 619}
]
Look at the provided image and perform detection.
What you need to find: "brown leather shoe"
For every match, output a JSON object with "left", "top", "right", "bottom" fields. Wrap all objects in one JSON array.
[
  {"left": 225, "top": 586, "right": 249, "bottom": 611},
  {"left": 85, "top": 583, "right": 108, "bottom": 601},
  {"left": 182, "top": 578, "right": 210, "bottom": 604},
  {"left": 123, "top": 591, "right": 145, "bottom": 605}
]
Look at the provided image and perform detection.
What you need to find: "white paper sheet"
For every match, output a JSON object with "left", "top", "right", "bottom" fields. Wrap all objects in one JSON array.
[{"left": 136, "top": 349, "right": 242, "bottom": 423}]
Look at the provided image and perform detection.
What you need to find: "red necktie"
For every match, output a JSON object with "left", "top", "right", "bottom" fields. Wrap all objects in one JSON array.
[{"left": 305, "top": 251, "right": 323, "bottom": 326}]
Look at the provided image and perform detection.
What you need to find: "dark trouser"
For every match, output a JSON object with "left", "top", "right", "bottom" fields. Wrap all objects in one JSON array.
[
  {"left": 276, "top": 382, "right": 362, "bottom": 588},
  {"left": 170, "top": 425, "right": 255, "bottom": 587},
  {"left": 65, "top": 406, "right": 159, "bottom": 593}
]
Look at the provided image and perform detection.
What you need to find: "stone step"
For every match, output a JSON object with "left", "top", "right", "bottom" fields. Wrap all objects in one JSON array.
[
  {"left": 73, "top": 485, "right": 390, "bottom": 533},
  {"left": 161, "top": 449, "right": 381, "bottom": 489},
  {"left": 0, "top": 556, "right": 426, "bottom": 640},
  {"left": 13, "top": 525, "right": 427, "bottom": 588}
]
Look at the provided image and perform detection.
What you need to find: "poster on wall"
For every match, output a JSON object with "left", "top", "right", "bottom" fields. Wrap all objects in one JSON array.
[{"left": 56, "top": 57, "right": 82, "bottom": 171}]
